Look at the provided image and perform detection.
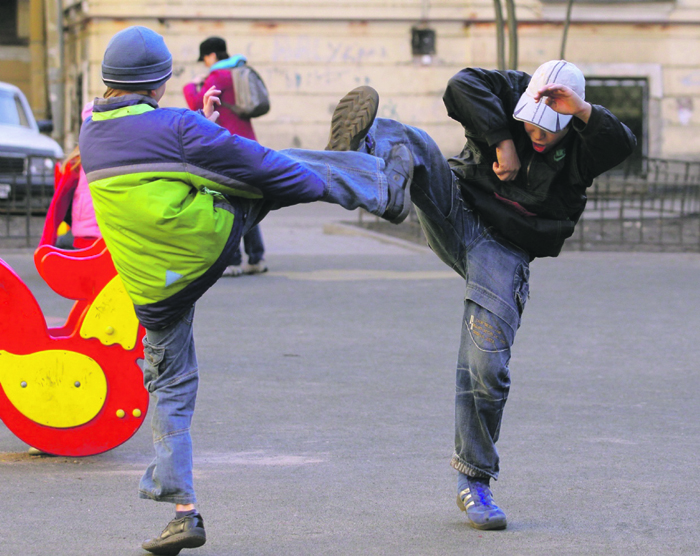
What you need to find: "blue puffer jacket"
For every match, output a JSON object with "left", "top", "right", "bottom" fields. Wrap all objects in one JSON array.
[{"left": 80, "top": 94, "right": 326, "bottom": 329}]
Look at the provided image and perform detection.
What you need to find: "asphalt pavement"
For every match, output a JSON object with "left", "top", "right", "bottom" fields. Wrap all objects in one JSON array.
[{"left": 1, "top": 203, "right": 699, "bottom": 556}]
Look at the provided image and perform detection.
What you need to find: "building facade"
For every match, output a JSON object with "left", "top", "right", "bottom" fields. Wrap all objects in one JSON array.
[
  {"left": 2, "top": 0, "right": 699, "bottom": 161},
  {"left": 0, "top": 0, "right": 62, "bottom": 123}
]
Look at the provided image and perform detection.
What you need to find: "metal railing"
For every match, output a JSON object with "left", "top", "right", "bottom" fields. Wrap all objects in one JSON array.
[
  {"left": 354, "top": 156, "right": 700, "bottom": 253},
  {"left": 0, "top": 155, "right": 56, "bottom": 248},
  {"left": 4, "top": 155, "right": 700, "bottom": 252},
  {"left": 570, "top": 157, "right": 700, "bottom": 252}
]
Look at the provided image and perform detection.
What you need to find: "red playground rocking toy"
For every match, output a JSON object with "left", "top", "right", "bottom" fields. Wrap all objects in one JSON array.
[{"left": 0, "top": 239, "right": 148, "bottom": 456}]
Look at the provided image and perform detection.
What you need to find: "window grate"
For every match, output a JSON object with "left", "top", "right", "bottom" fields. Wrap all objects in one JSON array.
[{"left": 586, "top": 77, "right": 648, "bottom": 174}]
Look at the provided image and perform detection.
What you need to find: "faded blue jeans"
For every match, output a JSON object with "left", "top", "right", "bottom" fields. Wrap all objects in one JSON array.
[
  {"left": 363, "top": 119, "right": 531, "bottom": 480},
  {"left": 139, "top": 145, "right": 399, "bottom": 504},
  {"left": 140, "top": 306, "right": 198, "bottom": 504}
]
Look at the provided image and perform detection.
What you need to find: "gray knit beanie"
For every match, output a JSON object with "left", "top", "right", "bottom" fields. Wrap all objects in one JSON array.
[{"left": 101, "top": 26, "right": 173, "bottom": 91}]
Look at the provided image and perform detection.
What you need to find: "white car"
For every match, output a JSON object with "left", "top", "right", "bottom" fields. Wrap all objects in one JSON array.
[{"left": 0, "top": 81, "right": 63, "bottom": 207}]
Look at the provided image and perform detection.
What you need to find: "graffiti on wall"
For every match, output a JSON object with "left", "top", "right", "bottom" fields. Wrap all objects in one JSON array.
[{"left": 272, "top": 37, "right": 387, "bottom": 64}]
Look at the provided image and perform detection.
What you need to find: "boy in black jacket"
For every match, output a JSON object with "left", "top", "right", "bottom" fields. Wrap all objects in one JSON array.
[{"left": 326, "top": 60, "right": 636, "bottom": 530}]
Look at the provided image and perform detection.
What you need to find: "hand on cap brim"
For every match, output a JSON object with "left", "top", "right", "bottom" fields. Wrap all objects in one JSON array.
[{"left": 534, "top": 84, "right": 586, "bottom": 117}]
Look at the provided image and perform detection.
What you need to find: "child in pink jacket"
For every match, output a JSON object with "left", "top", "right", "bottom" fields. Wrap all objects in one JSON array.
[{"left": 40, "top": 101, "right": 101, "bottom": 249}]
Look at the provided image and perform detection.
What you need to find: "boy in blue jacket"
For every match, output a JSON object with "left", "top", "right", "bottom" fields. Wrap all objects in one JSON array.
[{"left": 81, "top": 26, "right": 412, "bottom": 555}]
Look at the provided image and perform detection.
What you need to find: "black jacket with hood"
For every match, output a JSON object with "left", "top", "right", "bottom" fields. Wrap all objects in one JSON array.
[{"left": 444, "top": 67, "right": 637, "bottom": 258}]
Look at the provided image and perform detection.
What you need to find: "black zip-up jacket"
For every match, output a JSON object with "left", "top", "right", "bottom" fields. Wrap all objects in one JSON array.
[{"left": 444, "top": 68, "right": 637, "bottom": 258}]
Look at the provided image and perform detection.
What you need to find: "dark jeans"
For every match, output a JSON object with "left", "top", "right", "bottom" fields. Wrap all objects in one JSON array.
[{"left": 229, "top": 224, "right": 265, "bottom": 266}]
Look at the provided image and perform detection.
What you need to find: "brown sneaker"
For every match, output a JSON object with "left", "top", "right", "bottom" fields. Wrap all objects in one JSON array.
[{"left": 325, "top": 86, "right": 379, "bottom": 151}]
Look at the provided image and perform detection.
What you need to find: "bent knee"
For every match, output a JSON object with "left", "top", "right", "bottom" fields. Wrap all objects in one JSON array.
[{"left": 465, "top": 302, "right": 514, "bottom": 353}]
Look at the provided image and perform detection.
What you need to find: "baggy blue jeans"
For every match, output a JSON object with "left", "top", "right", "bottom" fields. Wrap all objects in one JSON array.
[
  {"left": 363, "top": 119, "right": 531, "bottom": 480},
  {"left": 139, "top": 145, "right": 399, "bottom": 504}
]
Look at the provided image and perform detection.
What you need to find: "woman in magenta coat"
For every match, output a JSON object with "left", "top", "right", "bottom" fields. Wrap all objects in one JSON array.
[
  {"left": 183, "top": 37, "right": 267, "bottom": 276},
  {"left": 182, "top": 37, "right": 256, "bottom": 141}
]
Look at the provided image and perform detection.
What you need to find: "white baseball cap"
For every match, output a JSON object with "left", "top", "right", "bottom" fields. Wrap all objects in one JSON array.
[{"left": 513, "top": 60, "right": 585, "bottom": 133}]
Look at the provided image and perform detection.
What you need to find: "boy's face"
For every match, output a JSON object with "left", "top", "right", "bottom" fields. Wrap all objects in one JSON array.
[{"left": 523, "top": 122, "right": 569, "bottom": 154}]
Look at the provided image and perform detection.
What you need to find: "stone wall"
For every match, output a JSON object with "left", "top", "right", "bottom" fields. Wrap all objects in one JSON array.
[{"left": 57, "top": 0, "right": 700, "bottom": 160}]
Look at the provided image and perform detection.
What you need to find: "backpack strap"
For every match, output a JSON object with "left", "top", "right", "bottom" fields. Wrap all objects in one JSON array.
[{"left": 219, "top": 99, "right": 249, "bottom": 119}]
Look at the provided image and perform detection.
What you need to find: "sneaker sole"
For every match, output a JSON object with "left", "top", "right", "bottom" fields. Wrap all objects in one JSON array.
[
  {"left": 142, "top": 528, "right": 206, "bottom": 555},
  {"left": 243, "top": 266, "right": 269, "bottom": 275},
  {"left": 456, "top": 494, "right": 508, "bottom": 531},
  {"left": 325, "top": 86, "right": 379, "bottom": 151},
  {"left": 222, "top": 266, "right": 243, "bottom": 277}
]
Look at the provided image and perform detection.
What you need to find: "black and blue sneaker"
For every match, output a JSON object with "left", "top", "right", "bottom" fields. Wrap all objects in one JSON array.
[{"left": 457, "top": 476, "right": 507, "bottom": 530}]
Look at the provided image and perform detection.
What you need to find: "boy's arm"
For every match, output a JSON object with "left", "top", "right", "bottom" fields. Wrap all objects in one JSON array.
[
  {"left": 571, "top": 104, "right": 637, "bottom": 181},
  {"left": 443, "top": 67, "right": 530, "bottom": 147},
  {"left": 493, "top": 139, "right": 521, "bottom": 182},
  {"left": 179, "top": 110, "right": 326, "bottom": 204},
  {"left": 444, "top": 68, "right": 531, "bottom": 181},
  {"left": 534, "top": 82, "right": 635, "bottom": 178}
]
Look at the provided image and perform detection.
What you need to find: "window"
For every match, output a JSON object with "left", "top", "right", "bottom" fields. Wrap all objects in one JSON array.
[
  {"left": 0, "top": 0, "right": 29, "bottom": 46},
  {"left": 0, "top": 90, "right": 30, "bottom": 127},
  {"left": 585, "top": 77, "right": 647, "bottom": 173}
]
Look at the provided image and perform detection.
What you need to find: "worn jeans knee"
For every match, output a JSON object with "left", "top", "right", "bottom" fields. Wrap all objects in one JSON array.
[
  {"left": 453, "top": 300, "right": 514, "bottom": 480},
  {"left": 458, "top": 301, "right": 512, "bottom": 401}
]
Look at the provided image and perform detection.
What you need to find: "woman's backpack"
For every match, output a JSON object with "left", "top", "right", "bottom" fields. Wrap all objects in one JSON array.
[{"left": 226, "top": 63, "right": 270, "bottom": 119}]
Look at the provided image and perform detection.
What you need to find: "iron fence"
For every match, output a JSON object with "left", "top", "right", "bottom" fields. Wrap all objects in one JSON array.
[
  {"left": 570, "top": 157, "right": 700, "bottom": 252},
  {"left": 354, "top": 156, "right": 700, "bottom": 253},
  {"left": 3, "top": 155, "right": 700, "bottom": 252},
  {"left": 0, "top": 155, "right": 56, "bottom": 248}
]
